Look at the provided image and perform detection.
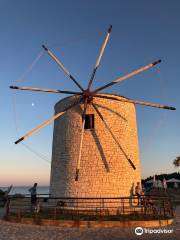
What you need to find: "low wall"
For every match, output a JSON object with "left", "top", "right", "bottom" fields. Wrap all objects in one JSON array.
[{"left": 7, "top": 217, "right": 174, "bottom": 228}]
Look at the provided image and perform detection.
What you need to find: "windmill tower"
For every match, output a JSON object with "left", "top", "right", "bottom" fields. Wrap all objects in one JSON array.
[
  {"left": 10, "top": 26, "right": 175, "bottom": 198},
  {"left": 50, "top": 94, "right": 141, "bottom": 198}
]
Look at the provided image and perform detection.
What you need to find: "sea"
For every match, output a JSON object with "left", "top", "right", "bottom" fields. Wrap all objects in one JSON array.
[{"left": 0, "top": 186, "right": 49, "bottom": 196}]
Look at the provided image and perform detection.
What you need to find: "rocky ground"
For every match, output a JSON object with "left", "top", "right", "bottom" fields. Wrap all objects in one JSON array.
[{"left": 0, "top": 207, "right": 179, "bottom": 240}]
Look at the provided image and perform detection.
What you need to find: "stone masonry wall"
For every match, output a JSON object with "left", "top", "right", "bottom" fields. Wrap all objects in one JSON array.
[{"left": 50, "top": 94, "right": 141, "bottom": 198}]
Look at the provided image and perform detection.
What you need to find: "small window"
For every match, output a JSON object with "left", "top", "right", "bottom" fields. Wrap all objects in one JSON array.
[{"left": 84, "top": 114, "right": 94, "bottom": 129}]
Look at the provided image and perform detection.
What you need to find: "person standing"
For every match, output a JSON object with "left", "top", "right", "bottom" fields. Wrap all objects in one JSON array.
[
  {"left": 163, "top": 178, "right": 167, "bottom": 191},
  {"left": 3, "top": 185, "right": 13, "bottom": 206},
  {"left": 135, "top": 182, "right": 141, "bottom": 205},
  {"left": 29, "top": 183, "right": 37, "bottom": 211}
]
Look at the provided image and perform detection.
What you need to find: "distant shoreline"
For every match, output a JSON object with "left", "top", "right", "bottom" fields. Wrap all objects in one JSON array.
[{"left": 0, "top": 186, "right": 49, "bottom": 195}]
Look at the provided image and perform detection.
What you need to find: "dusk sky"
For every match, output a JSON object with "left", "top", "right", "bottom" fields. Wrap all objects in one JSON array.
[{"left": 0, "top": 0, "right": 180, "bottom": 186}]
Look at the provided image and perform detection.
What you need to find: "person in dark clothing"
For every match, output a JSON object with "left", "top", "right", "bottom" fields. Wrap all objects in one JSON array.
[
  {"left": 29, "top": 183, "right": 37, "bottom": 208},
  {"left": 3, "top": 185, "right": 13, "bottom": 206}
]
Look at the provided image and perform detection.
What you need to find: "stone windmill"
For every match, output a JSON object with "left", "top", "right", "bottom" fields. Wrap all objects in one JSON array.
[{"left": 10, "top": 26, "right": 175, "bottom": 198}]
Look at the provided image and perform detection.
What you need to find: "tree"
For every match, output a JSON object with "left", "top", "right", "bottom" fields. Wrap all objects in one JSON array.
[{"left": 173, "top": 156, "right": 180, "bottom": 167}]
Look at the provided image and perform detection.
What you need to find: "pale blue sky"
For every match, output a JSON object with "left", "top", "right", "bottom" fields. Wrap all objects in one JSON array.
[{"left": 0, "top": 0, "right": 179, "bottom": 185}]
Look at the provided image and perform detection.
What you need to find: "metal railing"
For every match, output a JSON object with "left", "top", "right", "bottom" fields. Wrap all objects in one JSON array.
[{"left": 4, "top": 195, "right": 174, "bottom": 221}]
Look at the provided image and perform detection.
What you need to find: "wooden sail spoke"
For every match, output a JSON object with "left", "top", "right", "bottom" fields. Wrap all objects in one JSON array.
[
  {"left": 42, "top": 45, "right": 84, "bottom": 91},
  {"left": 75, "top": 99, "right": 88, "bottom": 181},
  {"left": 15, "top": 98, "right": 82, "bottom": 144},
  {"left": 10, "top": 86, "right": 82, "bottom": 95},
  {"left": 93, "top": 60, "right": 161, "bottom": 93},
  {"left": 87, "top": 25, "right": 112, "bottom": 90},
  {"left": 95, "top": 94, "right": 176, "bottom": 110}
]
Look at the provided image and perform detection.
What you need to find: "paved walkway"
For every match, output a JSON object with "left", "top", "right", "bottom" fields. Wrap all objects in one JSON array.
[{"left": 0, "top": 207, "right": 179, "bottom": 240}]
